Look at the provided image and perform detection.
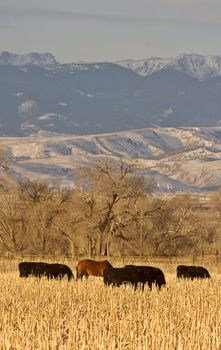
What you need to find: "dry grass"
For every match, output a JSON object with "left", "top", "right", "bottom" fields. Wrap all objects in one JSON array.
[{"left": 0, "top": 259, "right": 220, "bottom": 349}]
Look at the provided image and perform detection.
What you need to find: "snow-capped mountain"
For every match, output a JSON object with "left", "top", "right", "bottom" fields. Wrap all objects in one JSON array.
[
  {"left": 0, "top": 51, "right": 57, "bottom": 66},
  {"left": 1, "top": 51, "right": 221, "bottom": 137},
  {"left": 2, "top": 51, "right": 221, "bottom": 81},
  {"left": 117, "top": 57, "right": 172, "bottom": 77},
  {"left": 1, "top": 127, "right": 221, "bottom": 193},
  {"left": 118, "top": 54, "right": 221, "bottom": 81}
]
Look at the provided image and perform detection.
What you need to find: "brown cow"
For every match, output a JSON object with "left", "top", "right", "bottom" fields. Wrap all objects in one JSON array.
[{"left": 76, "top": 259, "right": 112, "bottom": 279}]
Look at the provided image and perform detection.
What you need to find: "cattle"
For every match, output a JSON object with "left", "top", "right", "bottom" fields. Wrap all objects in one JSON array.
[
  {"left": 18, "top": 262, "right": 74, "bottom": 280},
  {"left": 76, "top": 259, "right": 112, "bottom": 279},
  {"left": 45, "top": 263, "right": 74, "bottom": 280},
  {"left": 103, "top": 265, "right": 166, "bottom": 290},
  {"left": 176, "top": 265, "right": 211, "bottom": 280}
]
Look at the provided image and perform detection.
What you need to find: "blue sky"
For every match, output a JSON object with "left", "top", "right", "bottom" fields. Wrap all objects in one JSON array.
[{"left": 0, "top": 0, "right": 221, "bottom": 62}]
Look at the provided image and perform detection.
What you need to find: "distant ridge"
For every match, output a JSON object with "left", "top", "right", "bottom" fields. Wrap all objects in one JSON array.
[
  {"left": 0, "top": 51, "right": 58, "bottom": 66},
  {"left": 0, "top": 126, "right": 220, "bottom": 193},
  {"left": 1, "top": 51, "right": 221, "bottom": 80},
  {"left": 0, "top": 51, "right": 221, "bottom": 136},
  {"left": 118, "top": 53, "right": 221, "bottom": 81}
]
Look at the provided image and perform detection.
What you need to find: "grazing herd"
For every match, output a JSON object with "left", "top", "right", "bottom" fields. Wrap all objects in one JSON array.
[{"left": 18, "top": 259, "right": 211, "bottom": 290}]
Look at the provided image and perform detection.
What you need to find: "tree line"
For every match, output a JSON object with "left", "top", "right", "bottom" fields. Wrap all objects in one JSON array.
[{"left": 0, "top": 154, "right": 220, "bottom": 258}]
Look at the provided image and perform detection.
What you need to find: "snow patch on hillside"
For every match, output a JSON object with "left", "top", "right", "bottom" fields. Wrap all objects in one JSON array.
[{"left": 0, "top": 127, "right": 221, "bottom": 192}]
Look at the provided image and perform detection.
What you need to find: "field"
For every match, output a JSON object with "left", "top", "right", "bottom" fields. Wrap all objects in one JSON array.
[{"left": 0, "top": 259, "right": 220, "bottom": 350}]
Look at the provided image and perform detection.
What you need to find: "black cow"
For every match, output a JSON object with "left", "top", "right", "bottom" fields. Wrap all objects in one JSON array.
[
  {"left": 18, "top": 262, "right": 74, "bottom": 280},
  {"left": 19, "top": 262, "right": 48, "bottom": 278},
  {"left": 176, "top": 265, "right": 211, "bottom": 280},
  {"left": 103, "top": 265, "right": 166, "bottom": 290}
]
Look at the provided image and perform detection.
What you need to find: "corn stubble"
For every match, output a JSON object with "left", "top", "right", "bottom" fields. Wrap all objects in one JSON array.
[{"left": 0, "top": 268, "right": 220, "bottom": 349}]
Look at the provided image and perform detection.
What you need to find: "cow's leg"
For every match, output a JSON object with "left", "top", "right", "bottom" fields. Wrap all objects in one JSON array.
[
  {"left": 84, "top": 272, "right": 89, "bottom": 279},
  {"left": 148, "top": 281, "right": 152, "bottom": 290},
  {"left": 134, "top": 282, "right": 138, "bottom": 291}
]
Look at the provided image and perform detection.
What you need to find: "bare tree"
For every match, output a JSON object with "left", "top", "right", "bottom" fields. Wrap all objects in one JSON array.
[
  {"left": 120, "top": 194, "right": 163, "bottom": 256},
  {"left": 0, "top": 189, "right": 28, "bottom": 255},
  {"left": 76, "top": 158, "right": 154, "bottom": 256},
  {"left": 18, "top": 179, "right": 70, "bottom": 256},
  {"left": 151, "top": 194, "right": 203, "bottom": 257},
  {"left": 54, "top": 191, "right": 87, "bottom": 257},
  {"left": 0, "top": 150, "right": 27, "bottom": 254}
]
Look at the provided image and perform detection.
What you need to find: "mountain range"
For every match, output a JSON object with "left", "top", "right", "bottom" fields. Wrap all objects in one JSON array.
[
  {"left": 118, "top": 53, "right": 221, "bottom": 81},
  {"left": 0, "top": 51, "right": 221, "bottom": 137},
  {"left": 1, "top": 126, "right": 221, "bottom": 193}
]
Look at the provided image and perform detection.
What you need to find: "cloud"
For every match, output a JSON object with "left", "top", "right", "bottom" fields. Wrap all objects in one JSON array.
[
  {"left": 0, "top": 7, "right": 164, "bottom": 26},
  {"left": 0, "top": 6, "right": 221, "bottom": 29}
]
